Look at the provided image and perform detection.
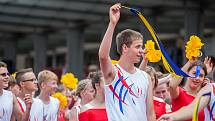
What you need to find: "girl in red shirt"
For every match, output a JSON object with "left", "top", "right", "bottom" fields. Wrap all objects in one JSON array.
[
  {"left": 79, "top": 71, "right": 108, "bottom": 121},
  {"left": 170, "top": 60, "right": 208, "bottom": 121},
  {"left": 69, "top": 79, "right": 95, "bottom": 121}
]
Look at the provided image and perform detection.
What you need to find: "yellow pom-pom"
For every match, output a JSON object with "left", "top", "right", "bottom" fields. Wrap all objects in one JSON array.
[
  {"left": 111, "top": 60, "right": 119, "bottom": 65},
  {"left": 11, "top": 72, "right": 17, "bottom": 78},
  {"left": 145, "top": 40, "right": 156, "bottom": 50},
  {"left": 185, "top": 35, "right": 204, "bottom": 60},
  {"left": 61, "top": 73, "right": 78, "bottom": 89},
  {"left": 52, "top": 92, "right": 68, "bottom": 109},
  {"left": 145, "top": 40, "right": 161, "bottom": 62}
]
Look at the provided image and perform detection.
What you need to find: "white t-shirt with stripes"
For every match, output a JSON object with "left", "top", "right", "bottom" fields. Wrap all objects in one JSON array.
[
  {"left": 204, "top": 83, "right": 215, "bottom": 121},
  {"left": 104, "top": 64, "right": 149, "bottom": 121}
]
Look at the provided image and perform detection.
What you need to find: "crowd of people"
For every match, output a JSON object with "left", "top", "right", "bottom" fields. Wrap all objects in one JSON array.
[{"left": 1, "top": 3, "right": 215, "bottom": 121}]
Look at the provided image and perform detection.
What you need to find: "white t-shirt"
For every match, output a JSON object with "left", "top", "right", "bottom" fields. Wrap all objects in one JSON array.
[
  {"left": 204, "top": 83, "right": 215, "bottom": 121},
  {"left": 0, "top": 90, "right": 13, "bottom": 121},
  {"left": 32, "top": 96, "right": 60, "bottom": 121},
  {"left": 30, "top": 96, "right": 60, "bottom": 121},
  {"left": 17, "top": 97, "right": 44, "bottom": 121},
  {"left": 104, "top": 64, "right": 149, "bottom": 121}
]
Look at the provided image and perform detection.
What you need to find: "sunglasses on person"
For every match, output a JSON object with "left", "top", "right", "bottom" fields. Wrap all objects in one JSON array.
[
  {"left": 22, "top": 78, "right": 38, "bottom": 83},
  {"left": 0, "top": 72, "right": 10, "bottom": 77}
]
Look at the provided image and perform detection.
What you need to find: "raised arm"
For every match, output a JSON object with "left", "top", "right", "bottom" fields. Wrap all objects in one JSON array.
[
  {"left": 21, "top": 94, "right": 32, "bottom": 121},
  {"left": 13, "top": 94, "right": 32, "bottom": 121},
  {"left": 99, "top": 3, "right": 121, "bottom": 84},
  {"left": 204, "top": 56, "right": 214, "bottom": 74},
  {"left": 157, "top": 84, "right": 211, "bottom": 121},
  {"left": 69, "top": 107, "right": 78, "bottom": 121},
  {"left": 157, "top": 74, "right": 172, "bottom": 85},
  {"left": 169, "top": 58, "right": 196, "bottom": 99},
  {"left": 139, "top": 49, "right": 148, "bottom": 71}
]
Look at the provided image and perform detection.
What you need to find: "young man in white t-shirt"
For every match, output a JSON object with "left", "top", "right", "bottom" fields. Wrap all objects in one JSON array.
[
  {"left": 0, "top": 61, "right": 32, "bottom": 121},
  {"left": 14, "top": 68, "right": 45, "bottom": 121},
  {"left": 37, "top": 70, "right": 60, "bottom": 121},
  {"left": 98, "top": 3, "right": 156, "bottom": 121},
  {"left": 16, "top": 68, "right": 38, "bottom": 113}
]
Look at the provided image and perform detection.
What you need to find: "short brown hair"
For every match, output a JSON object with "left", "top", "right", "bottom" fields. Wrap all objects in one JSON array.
[
  {"left": 37, "top": 70, "right": 58, "bottom": 85},
  {"left": 0, "top": 61, "right": 7, "bottom": 68},
  {"left": 88, "top": 71, "right": 103, "bottom": 90},
  {"left": 116, "top": 29, "right": 143, "bottom": 55},
  {"left": 16, "top": 68, "right": 33, "bottom": 85}
]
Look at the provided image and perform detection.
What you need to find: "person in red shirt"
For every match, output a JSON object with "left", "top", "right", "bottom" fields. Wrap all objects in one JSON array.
[
  {"left": 153, "top": 96, "right": 167, "bottom": 119},
  {"left": 169, "top": 60, "right": 208, "bottom": 121},
  {"left": 69, "top": 78, "right": 95, "bottom": 121},
  {"left": 155, "top": 69, "right": 215, "bottom": 121},
  {"left": 79, "top": 71, "right": 108, "bottom": 121}
]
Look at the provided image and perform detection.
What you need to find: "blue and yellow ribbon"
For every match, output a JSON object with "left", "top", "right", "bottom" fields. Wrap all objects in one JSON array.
[{"left": 121, "top": 5, "right": 200, "bottom": 78}]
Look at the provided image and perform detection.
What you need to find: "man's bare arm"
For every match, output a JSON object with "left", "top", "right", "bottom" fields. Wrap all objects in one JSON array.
[
  {"left": 99, "top": 3, "right": 121, "bottom": 84},
  {"left": 146, "top": 74, "right": 156, "bottom": 121}
]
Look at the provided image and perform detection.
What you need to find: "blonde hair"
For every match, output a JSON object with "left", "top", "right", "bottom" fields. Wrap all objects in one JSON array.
[
  {"left": 145, "top": 66, "right": 158, "bottom": 89},
  {"left": 38, "top": 70, "right": 58, "bottom": 85},
  {"left": 75, "top": 79, "right": 91, "bottom": 98}
]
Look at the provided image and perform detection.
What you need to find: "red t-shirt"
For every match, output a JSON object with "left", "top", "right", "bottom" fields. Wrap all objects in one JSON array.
[
  {"left": 58, "top": 109, "right": 66, "bottom": 121},
  {"left": 172, "top": 87, "right": 205, "bottom": 121},
  {"left": 79, "top": 109, "right": 108, "bottom": 121},
  {"left": 153, "top": 97, "right": 167, "bottom": 119}
]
